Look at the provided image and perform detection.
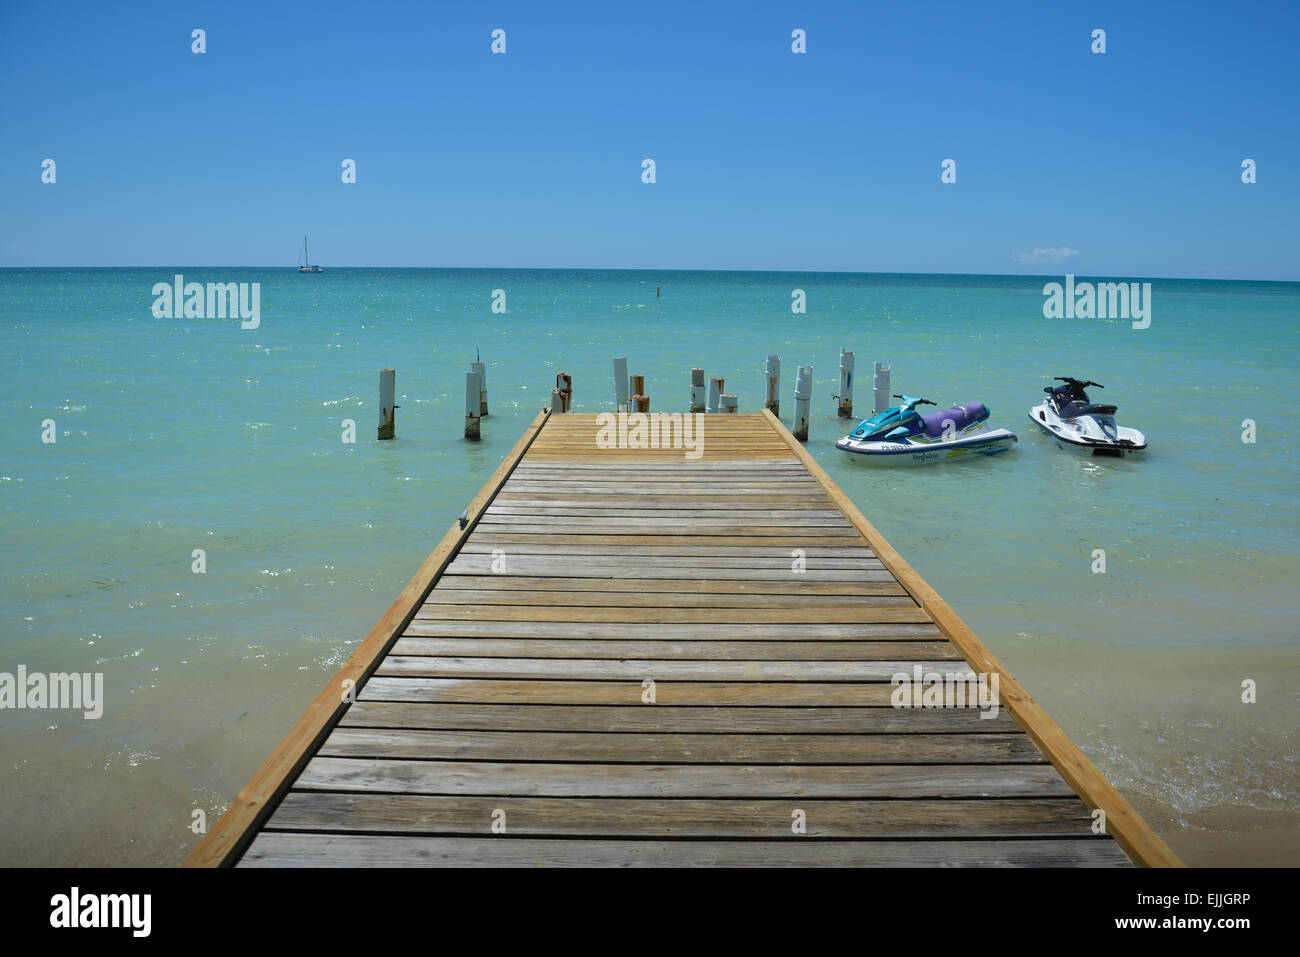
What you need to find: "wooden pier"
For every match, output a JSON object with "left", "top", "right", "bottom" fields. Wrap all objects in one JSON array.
[{"left": 186, "top": 410, "right": 1180, "bottom": 867}]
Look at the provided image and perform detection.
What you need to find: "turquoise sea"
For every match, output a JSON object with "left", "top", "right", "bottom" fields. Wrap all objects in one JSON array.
[{"left": 1, "top": 268, "right": 1297, "bottom": 865}]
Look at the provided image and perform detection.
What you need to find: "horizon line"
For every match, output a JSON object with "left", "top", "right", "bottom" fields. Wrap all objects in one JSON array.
[{"left": 2, "top": 265, "right": 1297, "bottom": 284}]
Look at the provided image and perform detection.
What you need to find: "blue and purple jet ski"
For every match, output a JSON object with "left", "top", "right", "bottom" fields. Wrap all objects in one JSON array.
[{"left": 835, "top": 394, "right": 1018, "bottom": 465}]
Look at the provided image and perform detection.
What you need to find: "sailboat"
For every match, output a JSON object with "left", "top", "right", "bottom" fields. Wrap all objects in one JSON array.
[{"left": 298, "top": 235, "right": 323, "bottom": 273}]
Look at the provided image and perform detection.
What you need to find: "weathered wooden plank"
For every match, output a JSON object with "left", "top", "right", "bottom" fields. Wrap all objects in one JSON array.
[
  {"left": 519, "top": 447, "right": 793, "bottom": 453},
  {"left": 476, "top": 517, "right": 854, "bottom": 530},
  {"left": 420, "top": 589, "right": 912, "bottom": 608},
  {"left": 240, "top": 834, "right": 1131, "bottom": 867},
  {"left": 359, "top": 677, "right": 983, "bottom": 706},
  {"left": 316, "top": 728, "right": 1043, "bottom": 764},
  {"left": 513, "top": 461, "right": 810, "bottom": 471},
  {"left": 466, "top": 534, "right": 871, "bottom": 548},
  {"left": 494, "top": 494, "right": 835, "bottom": 507},
  {"left": 443, "top": 560, "right": 895, "bottom": 580},
  {"left": 375, "top": 656, "right": 971, "bottom": 682},
  {"left": 507, "top": 472, "right": 814, "bottom": 482},
  {"left": 497, "top": 484, "right": 825, "bottom": 496},
  {"left": 448, "top": 554, "right": 886, "bottom": 570},
  {"left": 338, "top": 701, "right": 1023, "bottom": 733},
  {"left": 500, "top": 474, "right": 822, "bottom": 484},
  {"left": 517, "top": 442, "right": 794, "bottom": 449},
  {"left": 526, "top": 435, "right": 788, "bottom": 441},
  {"left": 523, "top": 440, "right": 790, "bottom": 445},
  {"left": 292, "top": 757, "right": 1074, "bottom": 798},
  {"left": 510, "top": 462, "right": 807, "bottom": 468},
  {"left": 470, "top": 525, "right": 863, "bottom": 538},
  {"left": 503, "top": 491, "right": 816, "bottom": 500},
  {"left": 403, "top": 621, "right": 942, "bottom": 640},
  {"left": 514, "top": 456, "right": 809, "bottom": 465},
  {"left": 457, "top": 546, "right": 873, "bottom": 561},
  {"left": 412, "top": 605, "right": 930, "bottom": 624},
  {"left": 522, "top": 455, "right": 796, "bottom": 461},
  {"left": 485, "top": 507, "right": 854, "bottom": 520},
  {"left": 388, "top": 637, "right": 956, "bottom": 661},
  {"left": 266, "top": 793, "right": 1099, "bottom": 838},
  {"left": 433, "top": 575, "right": 904, "bottom": 595}
]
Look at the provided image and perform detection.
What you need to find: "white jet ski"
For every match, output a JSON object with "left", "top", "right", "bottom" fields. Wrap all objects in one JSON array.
[
  {"left": 1028, "top": 377, "right": 1147, "bottom": 457},
  {"left": 836, "top": 395, "right": 1018, "bottom": 465}
]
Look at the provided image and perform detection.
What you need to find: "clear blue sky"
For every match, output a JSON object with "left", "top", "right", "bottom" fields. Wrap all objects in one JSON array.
[{"left": 2, "top": 0, "right": 1296, "bottom": 279}]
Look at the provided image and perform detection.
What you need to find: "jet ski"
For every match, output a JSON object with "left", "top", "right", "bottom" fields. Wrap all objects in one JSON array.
[
  {"left": 836, "top": 394, "right": 1018, "bottom": 464},
  {"left": 1028, "top": 377, "right": 1147, "bottom": 457}
]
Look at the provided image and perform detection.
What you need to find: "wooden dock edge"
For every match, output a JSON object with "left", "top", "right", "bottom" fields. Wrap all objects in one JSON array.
[
  {"left": 760, "top": 409, "right": 1183, "bottom": 868},
  {"left": 184, "top": 408, "right": 553, "bottom": 867}
]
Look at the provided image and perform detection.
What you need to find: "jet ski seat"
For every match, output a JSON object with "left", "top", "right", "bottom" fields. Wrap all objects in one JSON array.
[
  {"left": 1057, "top": 397, "right": 1118, "bottom": 418},
  {"left": 1070, "top": 403, "right": 1118, "bottom": 417},
  {"left": 921, "top": 402, "right": 988, "bottom": 437}
]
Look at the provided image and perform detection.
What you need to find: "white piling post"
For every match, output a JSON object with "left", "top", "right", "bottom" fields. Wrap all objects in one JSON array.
[
  {"left": 465, "top": 370, "right": 482, "bottom": 441},
  {"left": 874, "top": 362, "right": 891, "bottom": 414},
  {"left": 793, "top": 365, "right": 812, "bottom": 442},
  {"left": 720, "top": 394, "right": 738, "bottom": 413},
  {"left": 550, "top": 388, "right": 564, "bottom": 413},
  {"left": 837, "top": 348, "right": 855, "bottom": 418},
  {"left": 689, "top": 368, "right": 706, "bottom": 413},
  {"left": 378, "top": 368, "right": 396, "bottom": 440},
  {"left": 708, "top": 377, "right": 723, "bottom": 413},
  {"left": 613, "top": 357, "right": 629, "bottom": 411},
  {"left": 470, "top": 360, "right": 488, "bottom": 416},
  {"left": 765, "top": 354, "right": 780, "bottom": 416}
]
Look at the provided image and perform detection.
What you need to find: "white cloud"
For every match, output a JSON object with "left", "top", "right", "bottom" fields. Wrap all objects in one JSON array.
[{"left": 1012, "top": 247, "right": 1080, "bottom": 264}]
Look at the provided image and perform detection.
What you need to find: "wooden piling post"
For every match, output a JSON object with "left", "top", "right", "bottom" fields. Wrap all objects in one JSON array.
[
  {"left": 470, "top": 360, "right": 488, "bottom": 416},
  {"left": 838, "top": 348, "right": 855, "bottom": 418},
  {"left": 720, "top": 394, "right": 738, "bottom": 413},
  {"left": 874, "top": 362, "right": 891, "bottom": 414},
  {"left": 765, "top": 354, "right": 780, "bottom": 417},
  {"left": 378, "top": 368, "right": 396, "bottom": 440},
  {"left": 629, "top": 376, "right": 648, "bottom": 413},
  {"left": 708, "top": 377, "right": 724, "bottom": 414},
  {"left": 556, "top": 373, "right": 572, "bottom": 412},
  {"left": 465, "top": 370, "right": 482, "bottom": 440},
  {"left": 793, "top": 365, "right": 812, "bottom": 441},
  {"left": 689, "top": 368, "right": 706, "bottom": 413},
  {"left": 550, "top": 388, "right": 564, "bottom": 413},
  {"left": 613, "top": 357, "right": 629, "bottom": 411}
]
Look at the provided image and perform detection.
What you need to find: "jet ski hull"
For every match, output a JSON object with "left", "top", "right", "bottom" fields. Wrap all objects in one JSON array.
[
  {"left": 836, "top": 428, "right": 1018, "bottom": 465},
  {"left": 1028, "top": 405, "right": 1147, "bottom": 457}
]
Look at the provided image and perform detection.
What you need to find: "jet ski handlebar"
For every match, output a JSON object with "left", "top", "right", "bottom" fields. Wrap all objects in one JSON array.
[{"left": 1053, "top": 376, "right": 1105, "bottom": 389}]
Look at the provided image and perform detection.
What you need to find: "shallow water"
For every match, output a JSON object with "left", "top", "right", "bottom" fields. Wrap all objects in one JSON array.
[{"left": 1, "top": 268, "right": 1296, "bottom": 865}]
